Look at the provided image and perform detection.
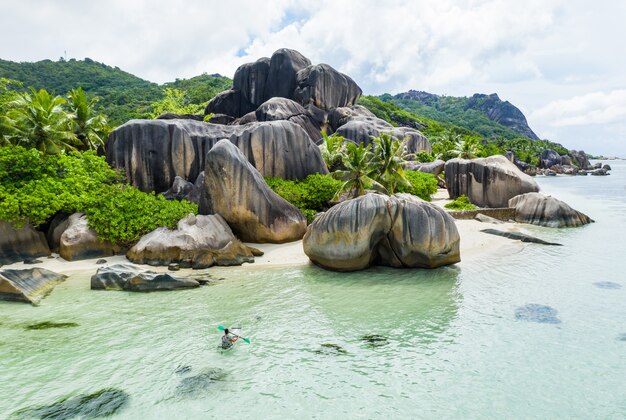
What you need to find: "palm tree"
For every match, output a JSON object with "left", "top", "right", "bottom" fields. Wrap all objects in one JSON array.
[
  {"left": 9, "top": 88, "right": 77, "bottom": 154},
  {"left": 67, "top": 87, "right": 109, "bottom": 151},
  {"left": 319, "top": 131, "right": 345, "bottom": 171},
  {"left": 332, "top": 142, "right": 385, "bottom": 200},
  {"left": 451, "top": 137, "right": 480, "bottom": 159},
  {"left": 371, "top": 133, "right": 410, "bottom": 194}
]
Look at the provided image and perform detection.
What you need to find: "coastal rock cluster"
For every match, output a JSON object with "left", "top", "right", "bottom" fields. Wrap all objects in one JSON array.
[
  {"left": 0, "top": 268, "right": 67, "bottom": 304},
  {"left": 303, "top": 194, "right": 460, "bottom": 271},
  {"left": 509, "top": 193, "right": 593, "bottom": 228}
]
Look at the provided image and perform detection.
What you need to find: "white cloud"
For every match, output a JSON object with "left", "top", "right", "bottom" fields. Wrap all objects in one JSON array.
[{"left": 531, "top": 90, "right": 626, "bottom": 127}]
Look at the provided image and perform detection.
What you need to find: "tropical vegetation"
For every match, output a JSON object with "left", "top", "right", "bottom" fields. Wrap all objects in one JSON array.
[{"left": 444, "top": 195, "right": 478, "bottom": 210}]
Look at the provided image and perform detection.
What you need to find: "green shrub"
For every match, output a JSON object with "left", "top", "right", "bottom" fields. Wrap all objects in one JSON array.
[
  {"left": 444, "top": 195, "right": 478, "bottom": 210},
  {"left": 0, "top": 146, "right": 197, "bottom": 244},
  {"left": 414, "top": 151, "right": 435, "bottom": 163},
  {"left": 396, "top": 171, "right": 438, "bottom": 201},
  {"left": 265, "top": 173, "right": 342, "bottom": 223}
]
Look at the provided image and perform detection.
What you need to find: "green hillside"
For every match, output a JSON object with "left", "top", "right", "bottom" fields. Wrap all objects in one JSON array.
[{"left": 0, "top": 58, "right": 231, "bottom": 125}]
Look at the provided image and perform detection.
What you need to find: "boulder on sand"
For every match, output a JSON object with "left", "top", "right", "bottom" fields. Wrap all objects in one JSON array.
[
  {"left": 200, "top": 140, "right": 307, "bottom": 243},
  {"left": 509, "top": 192, "right": 593, "bottom": 228},
  {"left": 0, "top": 221, "right": 50, "bottom": 265},
  {"left": 303, "top": 193, "right": 460, "bottom": 271},
  {"left": 91, "top": 264, "right": 200, "bottom": 292},
  {"left": 445, "top": 155, "right": 539, "bottom": 208},
  {"left": 127, "top": 214, "right": 255, "bottom": 268},
  {"left": 0, "top": 268, "right": 67, "bottom": 304},
  {"left": 59, "top": 213, "right": 119, "bottom": 261}
]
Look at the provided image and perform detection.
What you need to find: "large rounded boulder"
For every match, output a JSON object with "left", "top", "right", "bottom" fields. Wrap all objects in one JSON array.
[
  {"left": 0, "top": 221, "right": 50, "bottom": 264},
  {"left": 200, "top": 140, "right": 307, "bottom": 243},
  {"left": 445, "top": 155, "right": 539, "bottom": 208},
  {"left": 59, "top": 213, "right": 119, "bottom": 261},
  {"left": 293, "top": 63, "right": 362, "bottom": 111},
  {"left": 509, "top": 192, "right": 593, "bottom": 227},
  {"left": 303, "top": 193, "right": 460, "bottom": 271},
  {"left": 254, "top": 97, "right": 322, "bottom": 143},
  {"left": 127, "top": 214, "right": 255, "bottom": 268}
]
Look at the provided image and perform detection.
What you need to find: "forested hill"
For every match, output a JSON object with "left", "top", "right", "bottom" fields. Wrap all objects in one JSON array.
[
  {"left": 0, "top": 58, "right": 231, "bottom": 125},
  {"left": 383, "top": 90, "right": 539, "bottom": 140}
]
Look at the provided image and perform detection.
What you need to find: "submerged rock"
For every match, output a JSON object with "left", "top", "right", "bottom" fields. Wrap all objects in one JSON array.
[
  {"left": 25, "top": 321, "right": 79, "bottom": 330},
  {"left": 303, "top": 193, "right": 460, "bottom": 271},
  {"left": 91, "top": 264, "right": 200, "bottom": 292},
  {"left": 360, "top": 334, "right": 389, "bottom": 348},
  {"left": 200, "top": 140, "right": 307, "bottom": 243},
  {"left": 593, "top": 281, "right": 622, "bottom": 290},
  {"left": 59, "top": 213, "right": 119, "bottom": 261},
  {"left": 127, "top": 214, "right": 255, "bottom": 268},
  {"left": 508, "top": 193, "right": 593, "bottom": 228},
  {"left": 175, "top": 368, "right": 227, "bottom": 397},
  {"left": 14, "top": 388, "right": 129, "bottom": 419},
  {"left": 0, "top": 268, "right": 67, "bottom": 305},
  {"left": 445, "top": 155, "right": 540, "bottom": 208},
  {"left": 0, "top": 220, "right": 50, "bottom": 265},
  {"left": 515, "top": 304, "right": 561, "bottom": 324},
  {"left": 480, "top": 229, "right": 562, "bottom": 246},
  {"left": 315, "top": 343, "right": 348, "bottom": 355}
]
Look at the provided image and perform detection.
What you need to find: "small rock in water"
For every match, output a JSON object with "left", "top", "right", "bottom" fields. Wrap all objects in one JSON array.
[
  {"left": 360, "top": 334, "right": 389, "bottom": 348},
  {"left": 515, "top": 304, "right": 561, "bottom": 324},
  {"left": 593, "top": 281, "right": 622, "bottom": 290},
  {"left": 175, "top": 368, "right": 227, "bottom": 397},
  {"left": 480, "top": 229, "right": 562, "bottom": 246},
  {"left": 616, "top": 333, "right": 626, "bottom": 342},
  {"left": 14, "top": 388, "right": 129, "bottom": 419},
  {"left": 315, "top": 343, "right": 348, "bottom": 355},
  {"left": 95, "top": 259, "right": 108, "bottom": 264},
  {"left": 175, "top": 365, "right": 192, "bottom": 375},
  {"left": 25, "top": 321, "right": 79, "bottom": 330},
  {"left": 168, "top": 263, "right": 180, "bottom": 271},
  {"left": 23, "top": 258, "right": 43, "bottom": 264}
]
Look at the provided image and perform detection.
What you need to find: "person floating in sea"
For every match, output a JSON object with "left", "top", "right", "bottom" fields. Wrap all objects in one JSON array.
[{"left": 221, "top": 328, "right": 239, "bottom": 350}]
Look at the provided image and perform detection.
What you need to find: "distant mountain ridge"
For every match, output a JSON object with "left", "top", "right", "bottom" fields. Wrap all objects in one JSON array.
[{"left": 388, "top": 90, "right": 539, "bottom": 140}]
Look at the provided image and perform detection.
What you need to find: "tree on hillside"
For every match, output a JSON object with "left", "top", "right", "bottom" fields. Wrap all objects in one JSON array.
[
  {"left": 319, "top": 131, "right": 345, "bottom": 172},
  {"left": 67, "top": 87, "right": 109, "bottom": 150},
  {"left": 149, "top": 88, "right": 204, "bottom": 118},
  {"left": 333, "top": 142, "right": 384, "bottom": 200},
  {"left": 371, "top": 133, "right": 409, "bottom": 194},
  {"left": 0, "top": 78, "right": 20, "bottom": 145},
  {"left": 451, "top": 137, "right": 480, "bottom": 159},
  {"left": 9, "top": 88, "right": 78, "bottom": 154}
]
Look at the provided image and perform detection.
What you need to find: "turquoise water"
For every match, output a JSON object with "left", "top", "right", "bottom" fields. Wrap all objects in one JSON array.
[{"left": 1, "top": 162, "right": 625, "bottom": 419}]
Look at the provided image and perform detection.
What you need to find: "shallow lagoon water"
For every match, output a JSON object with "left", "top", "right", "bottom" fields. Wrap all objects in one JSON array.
[{"left": 1, "top": 162, "right": 625, "bottom": 418}]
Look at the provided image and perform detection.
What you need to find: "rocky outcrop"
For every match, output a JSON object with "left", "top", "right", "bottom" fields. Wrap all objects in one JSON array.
[
  {"left": 157, "top": 113, "right": 204, "bottom": 121},
  {"left": 570, "top": 150, "right": 591, "bottom": 169},
  {"left": 59, "top": 213, "right": 119, "bottom": 261},
  {"left": 405, "top": 160, "right": 445, "bottom": 177},
  {"left": 445, "top": 155, "right": 540, "bottom": 208},
  {"left": 200, "top": 140, "right": 307, "bottom": 243},
  {"left": 0, "top": 268, "right": 67, "bottom": 304},
  {"left": 127, "top": 214, "right": 254, "bottom": 268},
  {"left": 303, "top": 193, "right": 460, "bottom": 271},
  {"left": 480, "top": 229, "right": 562, "bottom": 245},
  {"left": 106, "top": 119, "right": 327, "bottom": 193},
  {"left": 504, "top": 151, "right": 536, "bottom": 176},
  {"left": 254, "top": 97, "right": 321, "bottom": 142},
  {"left": 539, "top": 150, "right": 562, "bottom": 169},
  {"left": 0, "top": 221, "right": 50, "bottom": 265},
  {"left": 294, "top": 63, "right": 362, "bottom": 111},
  {"left": 161, "top": 176, "right": 194, "bottom": 200},
  {"left": 509, "top": 192, "right": 593, "bottom": 228},
  {"left": 91, "top": 264, "right": 200, "bottom": 292},
  {"left": 328, "top": 105, "right": 376, "bottom": 131}
]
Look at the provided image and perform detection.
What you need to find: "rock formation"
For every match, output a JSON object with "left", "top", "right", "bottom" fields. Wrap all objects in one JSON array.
[
  {"left": 59, "top": 213, "right": 119, "bottom": 261},
  {"left": 303, "top": 193, "right": 460, "bottom": 271},
  {"left": 0, "top": 268, "right": 67, "bottom": 304},
  {"left": 405, "top": 160, "right": 445, "bottom": 177},
  {"left": 0, "top": 221, "right": 50, "bottom": 264},
  {"left": 570, "top": 150, "right": 592, "bottom": 169},
  {"left": 126, "top": 214, "right": 255, "bottom": 268},
  {"left": 200, "top": 140, "right": 307, "bottom": 243},
  {"left": 91, "top": 264, "right": 200, "bottom": 292},
  {"left": 539, "top": 150, "right": 562, "bottom": 169},
  {"left": 509, "top": 192, "right": 593, "bottom": 228},
  {"left": 445, "top": 155, "right": 540, "bottom": 208},
  {"left": 254, "top": 97, "right": 322, "bottom": 142}
]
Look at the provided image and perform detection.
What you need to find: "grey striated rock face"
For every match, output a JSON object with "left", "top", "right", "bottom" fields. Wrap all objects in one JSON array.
[
  {"left": 570, "top": 150, "right": 592, "bottom": 169},
  {"left": 157, "top": 113, "right": 204, "bottom": 121},
  {"left": 294, "top": 63, "right": 362, "bottom": 111},
  {"left": 303, "top": 193, "right": 460, "bottom": 271},
  {"left": 328, "top": 105, "right": 376, "bottom": 132},
  {"left": 106, "top": 119, "right": 327, "bottom": 193},
  {"left": 59, "top": 213, "right": 119, "bottom": 261},
  {"left": 509, "top": 192, "right": 593, "bottom": 228},
  {"left": 161, "top": 176, "right": 194, "bottom": 200},
  {"left": 539, "top": 150, "right": 562, "bottom": 169},
  {"left": 0, "top": 221, "right": 50, "bottom": 264},
  {"left": 200, "top": 140, "right": 307, "bottom": 243},
  {"left": 126, "top": 214, "right": 254, "bottom": 268},
  {"left": 445, "top": 155, "right": 540, "bottom": 208},
  {"left": 405, "top": 160, "right": 445, "bottom": 177},
  {"left": 264, "top": 49, "right": 312, "bottom": 102},
  {"left": 233, "top": 57, "right": 271, "bottom": 112},
  {"left": 91, "top": 264, "right": 199, "bottom": 292},
  {"left": 334, "top": 117, "right": 431, "bottom": 154},
  {"left": 254, "top": 97, "right": 322, "bottom": 143},
  {"left": 0, "top": 268, "right": 66, "bottom": 304}
]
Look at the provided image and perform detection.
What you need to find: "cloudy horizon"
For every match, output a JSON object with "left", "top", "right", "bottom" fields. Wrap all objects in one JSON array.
[{"left": 1, "top": 0, "right": 624, "bottom": 156}]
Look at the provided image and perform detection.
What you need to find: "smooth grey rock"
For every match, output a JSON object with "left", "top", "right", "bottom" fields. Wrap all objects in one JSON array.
[
  {"left": 46, "top": 212, "right": 71, "bottom": 253},
  {"left": 335, "top": 117, "right": 431, "bottom": 154},
  {"left": 96, "top": 259, "right": 107, "bottom": 264},
  {"left": 0, "top": 268, "right": 67, "bottom": 304},
  {"left": 201, "top": 140, "right": 307, "bottom": 243},
  {"left": 255, "top": 97, "right": 322, "bottom": 142},
  {"left": 157, "top": 113, "right": 204, "bottom": 121},
  {"left": 445, "top": 155, "right": 539, "bottom": 208},
  {"left": 303, "top": 193, "right": 460, "bottom": 271},
  {"left": 161, "top": 176, "right": 194, "bottom": 200},
  {"left": 590, "top": 168, "right": 609, "bottom": 176},
  {"left": 293, "top": 63, "right": 362, "bottom": 110},
  {"left": 0, "top": 221, "right": 50, "bottom": 265},
  {"left": 602, "top": 164, "right": 612, "bottom": 171},
  {"left": 184, "top": 171, "right": 205, "bottom": 206},
  {"left": 233, "top": 57, "right": 271, "bottom": 111},
  {"left": 126, "top": 214, "right": 254, "bottom": 268},
  {"left": 107, "top": 119, "right": 327, "bottom": 193},
  {"left": 405, "top": 160, "right": 445, "bottom": 177},
  {"left": 59, "top": 213, "right": 119, "bottom": 261},
  {"left": 328, "top": 105, "right": 376, "bottom": 132},
  {"left": 509, "top": 193, "right": 593, "bottom": 228},
  {"left": 264, "top": 48, "right": 312, "bottom": 101},
  {"left": 91, "top": 263, "right": 199, "bottom": 292},
  {"left": 592, "top": 162, "right": 602, "bottom": 169},
  {"left": 570, "top": 150, "right": 592, "bottom": 169},
  {"left": 539, "top": 150, "right": 562, "bottom": 169},
  {"left": 474, "top": 213, "right": 504, "bottom": 224},
  {"left": 206, "top": 113, "right": 235, "bottom": 125},
  {"left": 480, "top": 228, "right": 562, "bottom": 245},
  {"left": 204, "top": 89, "right": 242, "bottom": 118}
]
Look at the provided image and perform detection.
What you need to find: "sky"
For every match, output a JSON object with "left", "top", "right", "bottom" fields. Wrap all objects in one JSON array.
[{"left": 1, "top": 0, "right": 625, "bottom": 156}]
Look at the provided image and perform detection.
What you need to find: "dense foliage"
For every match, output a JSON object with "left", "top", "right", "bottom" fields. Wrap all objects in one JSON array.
[
  {"left": 444, "top": 195, "right": 478, "bottom": 210},
  {"left": 265, "top": 174, "right": 343, "bottom": 223},
  {"left": 0, "top": 146, "right": 197, "bottom": 244},
  {"left": 395, "top": 171, "right": 438, "bottom": 201}
]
